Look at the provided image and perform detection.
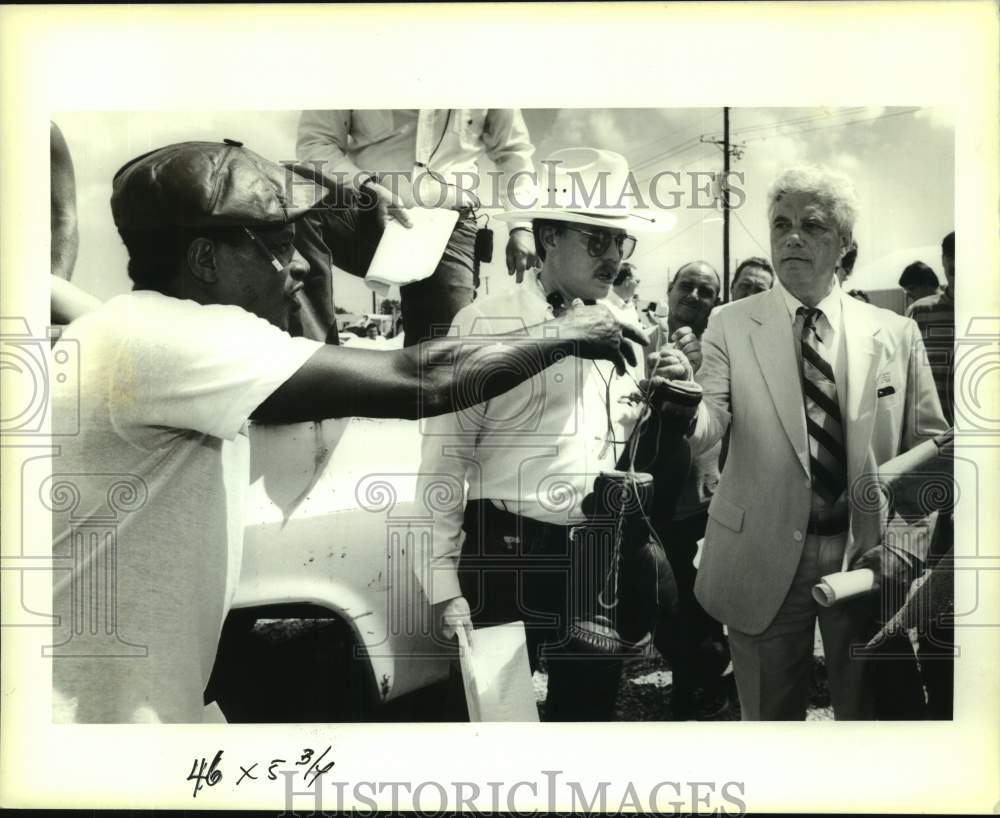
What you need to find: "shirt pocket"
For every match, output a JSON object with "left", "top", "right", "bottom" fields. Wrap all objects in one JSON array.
[
  {"left": 707, "top": 493, "right": 745, "bottom": 533},
  {"left": 456, "top": 109, "right": 488, "bottom": 150}
]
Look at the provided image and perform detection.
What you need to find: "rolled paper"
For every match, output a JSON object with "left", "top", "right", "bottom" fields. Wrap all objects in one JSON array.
[{"left": 812, "top": 568, "right": 877, "bottom": 607}]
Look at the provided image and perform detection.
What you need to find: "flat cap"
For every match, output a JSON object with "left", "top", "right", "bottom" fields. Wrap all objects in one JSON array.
[{"left": 111, "top": 139, "right": 325, "bottom": 230}]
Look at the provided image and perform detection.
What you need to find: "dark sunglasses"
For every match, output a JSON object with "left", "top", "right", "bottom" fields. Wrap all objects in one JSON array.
[{"left": 563, "top": 225, "right": 637, "bottom": 260}]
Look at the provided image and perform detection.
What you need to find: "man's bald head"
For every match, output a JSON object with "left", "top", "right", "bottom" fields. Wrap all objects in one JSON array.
[
  {"left": 669, "top": 260, "right": 721, "bottom": 293},
  {"left": 667, "top": 260, "right": 721, "bottom": 336}
]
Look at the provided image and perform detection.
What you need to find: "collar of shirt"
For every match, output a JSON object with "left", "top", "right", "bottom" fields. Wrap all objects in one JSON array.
[
  {"left": 607, "top": 291, "right": 630, "bottom": 310},
  {"left": 530, "top": 269, "right": 557, "bottom": 318},
  {"left": 775, "top": 274, "right": 844, "bottom": 339}
]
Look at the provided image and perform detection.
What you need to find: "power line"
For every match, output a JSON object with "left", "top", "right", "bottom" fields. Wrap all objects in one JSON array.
[
  {"left": 625, "top": 116, "right": 712, "bottom": 165},
  {"left": 630, "top": 135, "right": 705, "bottom": 174},
  {"left": 733, "top": 209, "right": 770, "bottom": 256},
  {"left": 741, "top": 107, "right": 922, "bottom": 144},
  {"left": 634, "top": 214, "right": 715, "bottom": 258},
  {"left": 731, "top": 107, "right": 870, "bottom": 137},
  {"left": 633, "top": 142, "right": 717, "bottom": 187},
  {"left": 700, "top": 106, "right": 871, "bottom": 142}
]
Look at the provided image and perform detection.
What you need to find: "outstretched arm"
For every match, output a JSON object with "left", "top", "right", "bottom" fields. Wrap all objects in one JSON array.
[{"left": 253, "top": 302, "right": 648, "bottom": 423}]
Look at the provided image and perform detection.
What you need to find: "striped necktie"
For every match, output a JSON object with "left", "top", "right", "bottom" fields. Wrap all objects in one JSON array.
[{"left": 798, "top": 306, "right": 848, "bottom": 505}]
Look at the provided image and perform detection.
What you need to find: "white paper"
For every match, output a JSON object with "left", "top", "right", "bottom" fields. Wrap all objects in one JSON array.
[
  {"left": 812, "top": 568, "right": 877, "bottom": 607},
  {"left": 365, "top": 207, "right": 460, "bottom": 293},
  {"left": 458, "top": 622, "right": 539, "bottom": 722}
]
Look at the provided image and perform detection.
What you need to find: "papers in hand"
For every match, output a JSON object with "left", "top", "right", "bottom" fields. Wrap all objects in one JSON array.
[
  {"left": 365, "top": 207, "right": 460, "bottom": 296},
  {"left": 812, "top": 569, "right": 877, "bottom": 607},
  {"left": 457, "top": 622, "right": 539, "bottom": 722}
]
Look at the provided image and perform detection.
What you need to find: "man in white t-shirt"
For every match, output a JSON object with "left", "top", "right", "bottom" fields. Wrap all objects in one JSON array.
[{"left": 50, "top": 139, "right": 648, "bottom": 723}]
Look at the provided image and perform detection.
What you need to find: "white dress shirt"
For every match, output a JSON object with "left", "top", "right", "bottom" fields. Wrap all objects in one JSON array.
[{"left": 415, "top": 271, "right": 646, "bottom": 604}]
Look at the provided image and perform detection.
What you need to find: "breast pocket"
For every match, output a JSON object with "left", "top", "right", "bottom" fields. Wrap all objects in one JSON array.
[
  {"left": 456, "top": 109, "right": 488, "bottom": 149},
  {"left": 707, "top": 493, "right": 745, "bottom": 533},
  {"left": 875, "top": 382, "right": 902, "bottom": 410}
]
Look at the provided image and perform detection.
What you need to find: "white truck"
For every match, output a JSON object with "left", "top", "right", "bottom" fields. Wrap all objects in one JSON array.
[{"left": 210, "top": 417, "right": 455, "bottom": 720}]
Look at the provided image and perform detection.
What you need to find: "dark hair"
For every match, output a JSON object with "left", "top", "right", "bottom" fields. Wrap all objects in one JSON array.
[
  {"left": 732, "top": 256, "right": 774, "bottom": 285},
  {"left": 898, "top": 260, "right": 939, "bottom": 289},
  {"left": 531, "top": 219, "right": 568, "bottom": 264},
  {"left": 613, "top": 262, "right": 636, "bottom": 287},
  {"left": 847, "top": 289, "right": 870, "bottom": 303},
  {"left": 942, "top": 231, "right": 954, "bottom": 259},
  {"left": 118, "top": 224, "right": 245, "bottom": 291},
  {"left": 840, "top": 239, "right": 859, "bottom": 277}
]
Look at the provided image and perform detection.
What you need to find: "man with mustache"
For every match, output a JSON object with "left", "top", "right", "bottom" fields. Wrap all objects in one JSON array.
[
  {"left": 416, "top": 149, "right": 695, "bottom": 720},
  {"left": 662, "top": 165, "right": 947, "bottom": 720}
]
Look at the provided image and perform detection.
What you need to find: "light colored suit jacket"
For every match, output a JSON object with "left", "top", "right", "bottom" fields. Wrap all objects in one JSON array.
[{"left": 689, "top": 285, "right": 947, "bottom": 635}]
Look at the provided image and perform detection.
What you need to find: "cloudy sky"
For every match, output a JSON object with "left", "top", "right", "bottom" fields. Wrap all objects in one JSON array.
[{"left": 59, "top": 106, "right": 954, "bottom": 312}]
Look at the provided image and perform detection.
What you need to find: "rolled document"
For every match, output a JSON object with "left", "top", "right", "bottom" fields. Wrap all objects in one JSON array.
[{"left": 812, "top": 569, "right": 876, "bottom": 607}]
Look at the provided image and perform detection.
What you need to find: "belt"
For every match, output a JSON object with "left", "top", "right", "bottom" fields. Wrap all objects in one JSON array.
[{"left": 807, "top": 512, "right": 850, "bottom": 537}]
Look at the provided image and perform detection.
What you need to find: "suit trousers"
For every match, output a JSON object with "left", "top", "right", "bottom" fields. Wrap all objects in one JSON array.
[
  {"left": 458, "top": 500, "right": 624, "bottom": 722},
  {"left": 728, "top": 532, "right": 876, "bottom": 720},
  {"left": 292, "top": 189, "right": 478, "bottom": 347}
]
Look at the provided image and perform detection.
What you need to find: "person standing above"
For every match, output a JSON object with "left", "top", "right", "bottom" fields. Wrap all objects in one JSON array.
[
  {"left": 665, "top": 165, "right": 947, "bottom": 720},
  {"left": 50, "top": 139, "right": 647, "bottom": 724},
  {"left": 295, "top": 109, "right": 540, "bottom": 345}
]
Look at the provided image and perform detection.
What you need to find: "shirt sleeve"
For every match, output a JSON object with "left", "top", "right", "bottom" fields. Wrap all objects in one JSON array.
[
  {"left": 109, "top": 299, "right": 323, "bottom": 449},
  {"left": 296, "top": 110, "right": 366, "bottom": 190},
  {"left": 481, "top": 109, "right": 537, "bottom": 217},
  {"left": 413, "top": 302, "right": 495, "bottom": 605}
]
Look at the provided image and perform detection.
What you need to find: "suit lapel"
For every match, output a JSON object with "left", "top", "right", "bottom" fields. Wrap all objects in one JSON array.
[
  {"left": 841, "top": 295, "right": 883, "bottom": 481},
  {"left": 749, "top": 288, "right": 810, "bottom": 477}
]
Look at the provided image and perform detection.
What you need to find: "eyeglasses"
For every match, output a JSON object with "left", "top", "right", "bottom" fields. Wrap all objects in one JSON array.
[
  {"left": 243, "top": 226, "right": 288, "bottom": 273},
  {"left": 563, "top": 226, "right": 637, "bottom": 261}
]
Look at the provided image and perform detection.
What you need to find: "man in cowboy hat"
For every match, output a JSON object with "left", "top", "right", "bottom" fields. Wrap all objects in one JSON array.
[
  {"left": 416, "top": 148, "right": 701, "bottom": 720},
  {"left": 49, "top": 139, "right": 649, "bottom": 723}
]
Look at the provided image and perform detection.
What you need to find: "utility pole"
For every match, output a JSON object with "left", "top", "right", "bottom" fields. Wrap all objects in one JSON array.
[{"left": 700, "top": 109, "right": 744, "bottom": 301}]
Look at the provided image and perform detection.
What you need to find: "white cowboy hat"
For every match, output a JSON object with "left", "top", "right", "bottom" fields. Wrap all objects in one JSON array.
[{"left": 494, "top": 147, "right": 674, "bottom": 232}]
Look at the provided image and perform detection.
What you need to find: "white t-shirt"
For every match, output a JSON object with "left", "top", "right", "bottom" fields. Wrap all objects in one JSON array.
[{"left": 50, "top": 291, "right": 322, "bottom": 723}]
